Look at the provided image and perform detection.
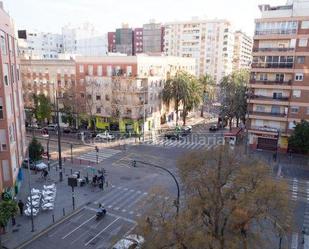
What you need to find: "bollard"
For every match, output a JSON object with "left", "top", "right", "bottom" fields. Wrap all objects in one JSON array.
[
  {"left": 52, "top": 214, "right": 55, "bottom": 223},
  {"left": 63, "top": 208, "right": 65, "bottom": 216}
]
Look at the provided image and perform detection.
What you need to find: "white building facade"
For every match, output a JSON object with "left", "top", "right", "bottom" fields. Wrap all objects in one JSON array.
[
  {"left": 233, "top": 31, "right": 253, "bottom": 70},
  {"left": 164, "top": 18, "right": 235, "bottom": 83}
]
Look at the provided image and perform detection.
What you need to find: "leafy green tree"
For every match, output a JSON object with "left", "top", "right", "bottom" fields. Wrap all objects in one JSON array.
[
  {"left": 182, "top": 75, "right": 202, "bottom": 125},
  {"left": 220, "top": 70, "right": 249, "bottom": 130},
  {"left": 199, "top": 74, "right": 215, "bottom": 117},
  {"left": 0, "top": 200, "right": 18, "bottom": 248},
  {"left": 28, "top": 137, "right": 44, "bottom": 162},
  {"left": 163, "top": 71, "right": 201, "bottom": 126},
  {"left": 288, "top": 120, "right": 309, "bottom": 154},
  {"left": 32, "top": 94, "right": 52, "bottom": 124}
]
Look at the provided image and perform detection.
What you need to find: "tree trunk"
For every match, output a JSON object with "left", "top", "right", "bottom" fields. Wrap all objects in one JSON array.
[
  {"left": 229, "top": 118, "right": 232, "bottom": 131},
  {"left": 236, "top": 117, "right": 239, "bottom": 127},
  {"left": 175, "top": 103, "right": 179, "bottom": 126},
  {"left": 200, "top": 103, "right": 204, "bottom": 118}
]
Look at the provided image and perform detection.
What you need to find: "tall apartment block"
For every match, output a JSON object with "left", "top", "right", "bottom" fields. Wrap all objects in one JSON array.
[
  {"left": 0, "top": 2, "right": 26, "bottom": 195},
  {"left": 108, "top": 22, "right": 164, "bottom": 56},
  {"left": 233, "top": 30, "right": 253, "bottom": 70},
  {"left": 75, "top": 55, "right": 195, "bottom": 133},
  {"left": 164, "top": 18, "right": 235, "bottom": 83},
  {"left": 248, "top": 0, "right": 309, "bottom": 152}
]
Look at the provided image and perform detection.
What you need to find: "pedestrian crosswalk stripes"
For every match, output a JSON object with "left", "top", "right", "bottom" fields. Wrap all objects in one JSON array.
[
  {"left": 93, "top": 185, "right": 170, "bottom": 218},
  {"left": 77, "top": 148, "right": 121, "bottom": 163},
  {"left": 142, "top": 139, "right": 220, "bottom": 150}
]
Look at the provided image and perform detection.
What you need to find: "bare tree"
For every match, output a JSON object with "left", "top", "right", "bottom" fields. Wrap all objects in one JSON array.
[{"left": 138, "top": 146, "right": 291, "bottom": 249}]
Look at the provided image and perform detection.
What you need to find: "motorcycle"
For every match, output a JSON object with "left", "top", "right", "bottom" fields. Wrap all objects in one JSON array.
[{"left": 96, "top": 208, "right": 106, "bottom": 220}]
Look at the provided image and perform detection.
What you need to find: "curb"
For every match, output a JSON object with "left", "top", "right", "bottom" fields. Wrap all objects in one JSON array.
[{"left": 15, "top": 208, "right": 84, "bottom": 249}]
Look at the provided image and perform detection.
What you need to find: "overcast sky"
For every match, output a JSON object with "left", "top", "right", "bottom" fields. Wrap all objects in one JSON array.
[{"left": 3, "top": 0, "right": 286, "bottom": 35}]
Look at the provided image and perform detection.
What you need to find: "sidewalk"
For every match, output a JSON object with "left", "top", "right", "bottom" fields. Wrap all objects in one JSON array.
[{"left": 2, "top": 163, "right": 112, "bottom": 249}]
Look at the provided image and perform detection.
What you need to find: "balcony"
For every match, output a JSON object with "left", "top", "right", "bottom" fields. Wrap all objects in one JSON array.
[
  {"left": 251, "top": 62, "right": 293, "bottom": 69},
  {"left": 250, "top": 95, "right": 289, "bottom": 101},
  {"left": 249, "top": 111, "right": 287, "bottom": 118},
  {"left": 249, "top": 125, "right": 281, "bottom": 134},
  {"left": 250, "top": 79, "right": 291, "bottom": 85},
  {"left": 252, "top": 47, "right": 294, "bottom": 53},
  {"left": 255, "top": 29, "right": 297, "bottom": 36}
]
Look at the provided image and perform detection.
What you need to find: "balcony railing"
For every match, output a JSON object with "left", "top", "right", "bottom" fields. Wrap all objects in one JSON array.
[
  {"left": 251, "top": 62, "right": 293, "bottom": 69},
  {"left": 252, "top": 47, "right": 295, "bottom": 52},
  {"left": 255, "top": 29, "right": 297, "bottom": 36},
  {"left": 249, "top": 111, "right": 287, "bottom": 117},
  {"left": 249, "top": 125, "right": 281, "bottom": 133},
  {"left": 250, "top": 95, "right": 289, "bottom": 101},
  {"left": 250, "top": 79, "right": 292, "bottom": 85}
]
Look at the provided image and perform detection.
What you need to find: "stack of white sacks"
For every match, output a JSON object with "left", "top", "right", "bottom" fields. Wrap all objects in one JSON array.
[
  {"left": 41, "top": 184, "right": 56, "bottom": 211},
  {"left": 24, "top": 188, "right": 41, "bottom": 216}
]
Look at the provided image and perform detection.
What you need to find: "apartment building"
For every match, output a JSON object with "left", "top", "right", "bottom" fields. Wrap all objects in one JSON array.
[
  {"left": 133, "top": 28, "right": 143, "bottom": 55},
  {"left": 164, "top": 18, "right": 235, "bottom": 83},
  {"left": 0, "top": 2, "right": 26, "bottom": 195},
  {"left": 18, "top": 31, "right": 63, "bottom": 59},
  {"left": 75, "top": 55, "right": 195, "bottom": 133},
  {"left": 107, "top": 32, "right": 116, "bottom": 53},
  {"left": 143, "top": 22, "right": 164, "bottom": 54},
  {"left": 248, "top": 0, "right": 309, "bottom": 152},
  {"left": 115, "top": 26, "right": 134, "bottom": 56},
  {"left": 20, "top": 59, "right": 76, "bottom": 109},
  {"left": 233, "top": 31, "right": 253, "bottom": 70}
]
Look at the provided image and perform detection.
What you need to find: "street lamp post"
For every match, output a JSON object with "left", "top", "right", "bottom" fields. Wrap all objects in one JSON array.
[
  {"left": 27, "top": 150, "right": 34, "bottom": 232},
  {"left": 70, "top": 143, "right": 73, "bottom": 163},
  {"left": 133, "top": 160, "right": 180, "bottom": 215},
  {"left": 56, "top": 92, "right": 63, "bottom": 182},
  {"left": 47, "top": 135, "right": 50, "bottom": 171}
]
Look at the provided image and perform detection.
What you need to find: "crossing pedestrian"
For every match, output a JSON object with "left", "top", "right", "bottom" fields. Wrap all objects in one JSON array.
[{"left": 18, "top": 200, "right": 24, "bottom": 215}]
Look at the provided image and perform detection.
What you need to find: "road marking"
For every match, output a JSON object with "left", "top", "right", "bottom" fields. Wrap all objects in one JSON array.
[
  {"left": 62, "top": 215, "right": 95, "bottom": 239},
  {"left": 291, "top": 233, "right": 298, "bottom": 249},
  {"left": 84, "top": 218, "right": 120, "bottom": 246}
]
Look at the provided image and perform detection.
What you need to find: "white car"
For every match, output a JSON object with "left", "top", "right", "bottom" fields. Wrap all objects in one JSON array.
[
  {"left": 96, "top": 131, "right": 115, "bottom": 140},
  {"left": 35, "top": 161, "right": 48, "bottom": 171},
  {"left": 112, "top": 234, "right": 144, "bottom": 249}
]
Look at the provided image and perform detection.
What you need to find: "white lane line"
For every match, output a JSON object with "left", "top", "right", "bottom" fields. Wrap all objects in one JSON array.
[
  {"left": 62, "top": 215, "right": 95, "bottom": 239},
  {"left": 84, "top": 218, "right": 120, "bottom": 246},
  {"left": 291, "top": 232, "right": 298, "bottom": 249}
]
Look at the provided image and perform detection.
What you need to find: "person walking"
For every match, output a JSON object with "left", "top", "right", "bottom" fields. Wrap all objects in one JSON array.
[{"left": 18, "top": 200, "right": 24, "bottom": 215}]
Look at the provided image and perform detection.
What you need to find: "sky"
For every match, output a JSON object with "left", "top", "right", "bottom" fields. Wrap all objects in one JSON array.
[{"left": 3, "top": 0, "right": 286, "bottom": 36}]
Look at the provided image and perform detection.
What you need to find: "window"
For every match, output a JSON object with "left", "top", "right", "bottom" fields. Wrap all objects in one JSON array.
[
  {"left": 297, "top": 56, "right": 305, "bottom": 64},
  {"left": 126, "top": 66, "right": 132, "bottom": 76},
  {"left": 292, "top": 90, "right": 301, "bottom": 98},
  {"left": 291, "top": 106, "right": 299, "bottom": 113},
  {"left": 256, "top": 105, "right": 265, "bottom": 112},
  {"left": 87, "top": 94, "right": 91, "bottom": 99},
  {"left": 295, "top": 73, "right": 304, "bottom": 81},
  {"left": 275, "top": 73, "right": 284, "bottom": 82},
  {"left": 299, "top": 38, "right": 308, "bottom": 47},
  {"left": 80, "top": 93, "right": 85, "bottom": 98},
  {"left": 96, "top": 107, "right": 101, "bottom": 114},
  {"left": 105, "top": 95, "right": 110, "bottom": 101},
  {"left": 0, "top": 31, "right": 6, "bottom": 55},
  {"left": 301, "top": 21, "right": 309, "bottom": 29},
  {"left": 97, "top": 65, "right": 102, "bottom": 76},
  {"left": 0, "top": 97, "right": 3, "bottom": 120},
  {"left": 79, "top": 65, "right": 84, "bottom": 73},
  {"left": 259, "top": 73, "right": 267, "bottom": 81},
  {"left": 107, "top": 66, "right": 112, "bottom": 76},
  {"left": 88, "top": 65, "right": 93, "bottom": 76},
  {"left": 289, "top": 121, "right": 296, "bottom": 129},
  {"left": 96, "top": 95, "right": 101, "bottom": 100},
  {"left": 3, "top": 63, "right": 9, "bottom": 85}
]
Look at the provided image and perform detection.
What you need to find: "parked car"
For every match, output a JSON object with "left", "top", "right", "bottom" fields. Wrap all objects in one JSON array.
[
  {"left": 22, "top": 159, "right": 47, "bottom": 171},
  {"left": 165, "top": 132, "right": 182, "bottom": 140},
  {"left": 112, "top": 234, "right": 144, "bottom": 249},
  {"left": 45, "top": 124, "right": 58, "bottom": 131},
  {"left": 96, "top": 131, "right": 115, "bottom": 140},
  {"left": 22, "top": 158, "right": 35, "bottom": 170},
  {"left": 209, "top": 124, "right": 218, "bottom": 132},
  {"left": 63, "top": 127, "right": 78, "bottom": 133},
  {"left": 181, "top": 125, "right": 192, "bottom": 135}
]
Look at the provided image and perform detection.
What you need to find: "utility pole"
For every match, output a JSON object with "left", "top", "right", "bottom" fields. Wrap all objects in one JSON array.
[
  {"left": 56, "top": 92, "right": 63, "bottom": 182},
  {"left": 143, "top": 90, "right": 146, "bottom": 141}
]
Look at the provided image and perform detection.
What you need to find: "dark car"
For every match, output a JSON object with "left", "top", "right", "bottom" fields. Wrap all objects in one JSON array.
[
  {"left": 181, "top": 126, "right": 192, "bottom": 136},
  {"left": 22, "top": 158, "right": 35, "bottom": 170},
  {"left": 165, "top": 132, "right": 182, "bottom": 140},
  {"left": 63, "top": 127, "right": 78, "bottom": 133},
  {"left": 209, "top": 124, "right": 218, "bottom": 132}
]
